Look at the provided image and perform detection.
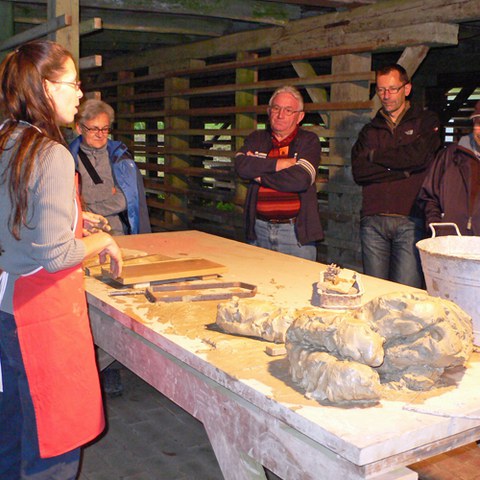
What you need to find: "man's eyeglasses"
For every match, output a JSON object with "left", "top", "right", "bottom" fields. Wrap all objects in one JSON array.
[
  {"left": 269, "top": 105, "right": 302, "bottom": 116},
  {"left": 81, "top": 124, "right": 112, "bottom": 135},
  {"left": 375, "top": 83, "right": 407, "bottom": 96},
  {"left": 48, "top": 79, "right": 82, "bottom": 91}
]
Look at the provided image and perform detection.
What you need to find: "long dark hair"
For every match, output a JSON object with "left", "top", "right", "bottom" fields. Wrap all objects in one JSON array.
[{"left": 0, "top": 40, "right": 74, "bottom": 239}]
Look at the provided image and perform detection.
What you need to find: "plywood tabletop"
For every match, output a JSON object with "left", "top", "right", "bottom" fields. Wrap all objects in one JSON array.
[{"left": 85, "top": 231, "right": 480, "bottom": 467}]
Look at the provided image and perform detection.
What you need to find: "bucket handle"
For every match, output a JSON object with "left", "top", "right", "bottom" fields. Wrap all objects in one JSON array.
[{"left": 428, "top": 222, "right": 461, "bottom": 238}]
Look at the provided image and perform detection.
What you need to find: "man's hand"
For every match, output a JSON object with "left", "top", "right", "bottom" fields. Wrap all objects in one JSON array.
[
  {"left": 83, "top": 211, "right": 112, "bottom": 236},
  {"left": 276, "top": 157, "right": 297, "bottom": 171}
]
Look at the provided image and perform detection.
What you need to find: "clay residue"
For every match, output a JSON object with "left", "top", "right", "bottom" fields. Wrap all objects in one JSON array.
[
  {"left": 286, "top": 292, "right": 473, "bottom": 405},
  {"left": 216, "top": 297, "right": 296, "bottom": 343},
  {"left": 214, "top": 292, "right": 473, "bottom": 405}
]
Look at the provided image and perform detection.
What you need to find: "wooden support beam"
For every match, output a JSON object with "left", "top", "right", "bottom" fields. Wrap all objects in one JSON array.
[
  {"left": 439, "top": 85, "right": 477, "bottom": 124},
  {"left": 99, "top": 13, "right": 226, "bottom": 37},
  {"left": 94, "top": 0, "right": 299, "bottom": 24},
  {"left": 79, "top": 17, "right": 102, "bottom": 36},
  {"left": 115, "top": 101, "right": 373, "bottom": 119},
  {"left": 143, "top": 179, "right": 236, "bottom": 202},
  {"left": 274, "top": 22, "right": 459, "bottom": 56},
  {"left": 115, "top": 126, "right": 345, "bottom": 138},
  {"left": 291, "top": 60, "right": 329, "bottom": 125},
  {"left": 138, "top": 146, "right": 237, "bottom": 159},
  {"left": 79, "top": 54, "right": 102, "bottom": 70},
  {"left": 141, "top": 163, "right": 233, "bottom": 180},
  {"left": 96, "top": 43, "right": 381, "bottom": 88},
  {"left": 0, "top": 14, "right": 71, "bottom": 51},
  {"left": 102, "top": 0, "right": 467, "bottom": 73},
  {"left": 101, "top": 71, "right": 375, "bottom": 103}
]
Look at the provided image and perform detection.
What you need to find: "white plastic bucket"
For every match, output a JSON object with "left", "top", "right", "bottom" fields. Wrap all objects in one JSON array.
[{"left": 416, "top": 223, "right": 480, "bottom": 345}]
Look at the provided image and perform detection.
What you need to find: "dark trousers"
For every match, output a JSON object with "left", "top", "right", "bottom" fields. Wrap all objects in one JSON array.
[
  {"left": 0, "top": 310, "right": 80, "bottom": 480},
  {"left": 360, "top": 214, "right": 425, "bottom": 288}
]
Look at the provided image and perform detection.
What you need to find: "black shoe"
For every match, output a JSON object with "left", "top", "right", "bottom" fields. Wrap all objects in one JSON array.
[{"left": 102, "top": 368, "right": 123, "bottom": 398}]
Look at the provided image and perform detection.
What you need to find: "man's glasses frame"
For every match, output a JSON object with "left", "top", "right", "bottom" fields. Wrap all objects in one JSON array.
[
  {"left": 81, "top": 124, "right": 112, "bottom": 135},
  {"left": 268, "top": 105, "right": 302, "bottom": 117},
  {"left": 375, "top": 83, "right": 408, "bottom": 96}
]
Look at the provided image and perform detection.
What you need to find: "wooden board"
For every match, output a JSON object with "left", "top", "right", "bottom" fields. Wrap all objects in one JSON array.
[
  {"left": 102, "top": 257, "right": 227, "bottom": 285},
  {"left": 84, "top": 253, "right": 172, "bottom": 276}
]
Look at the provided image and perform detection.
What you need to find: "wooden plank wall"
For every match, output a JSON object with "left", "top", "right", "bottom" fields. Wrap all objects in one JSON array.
[{"left": 85, "top": 46, "right": 374, "bottom": 268}]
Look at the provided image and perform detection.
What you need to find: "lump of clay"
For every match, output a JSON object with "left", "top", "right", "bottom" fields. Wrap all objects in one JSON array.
[
  {"left": 358, "top": 292, "right": 473, "bottom": 390},
  {"left": 286, "top": 308, "right": 384, "bottom": 367},
  {"left": 287, "top": 343, "right": 381, "bottom": 404},
  {"left": 286, "top": 292, "right": 473, "bottom": 404},
  {"left": 286, "top": 308, "right": 384, "bottom": 403},
  {"left": 216, "top": 297, "right": 296, "bottom": 343}
]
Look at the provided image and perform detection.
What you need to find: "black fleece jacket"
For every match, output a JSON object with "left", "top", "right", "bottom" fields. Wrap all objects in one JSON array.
[{"left": 351, "top": 103, "right": 441, "bottom": 217}]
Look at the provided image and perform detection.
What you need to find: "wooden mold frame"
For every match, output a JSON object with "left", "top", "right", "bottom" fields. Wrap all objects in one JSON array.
[{"left": 145, "top": 281, "right": 257, "bottom": 303}]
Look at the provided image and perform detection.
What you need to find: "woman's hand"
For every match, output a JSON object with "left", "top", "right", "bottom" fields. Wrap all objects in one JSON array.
[
  {"left": 83, "top": 211, "right": 111, "bottom": 236},
  {"left": 81, "top": 231, "right": 123, "bottom": 278},
  {"left": 98, "top": 236, "right": 123, "bottom": 279}
]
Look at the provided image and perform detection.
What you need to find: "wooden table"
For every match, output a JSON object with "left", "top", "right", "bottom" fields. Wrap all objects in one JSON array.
[{"left": 85, "top": 231, "right": 480, "bottom": 480}]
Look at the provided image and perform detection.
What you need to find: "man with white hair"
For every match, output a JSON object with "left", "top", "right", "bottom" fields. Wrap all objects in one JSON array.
[{"left": 235, "top": 86, "right": 323, "bottom": 261}]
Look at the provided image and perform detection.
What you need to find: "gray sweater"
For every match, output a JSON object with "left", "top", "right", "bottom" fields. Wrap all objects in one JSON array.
[
  {"left": 0, "top": 124, "right": 86, "bottom": 313},
  {"left": 77, "top": 143, "right": 127, "bottom": 235}
]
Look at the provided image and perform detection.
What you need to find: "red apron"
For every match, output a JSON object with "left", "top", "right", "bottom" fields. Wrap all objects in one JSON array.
[{"left": 12, "top": 177, "right": 104, "bottom": 458}]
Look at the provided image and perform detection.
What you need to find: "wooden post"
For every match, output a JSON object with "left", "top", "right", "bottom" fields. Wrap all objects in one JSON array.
[
  {"left": 327, "top": 53, "right": 371, "bottom": 269},
  {"left": 116, "top": 71, "right": 134, "bottom": 147},
  {"left": 0, "top": 1, "right": 14, "bottom": 63},
  {"left": 48, "top": 0, "right": 79, "bottom": 63},
  {"left": 163, "top": 75, "right": 191, "bottom": 229},
  {"left": 234, "top": 51, "right": 258, "bottom": 240}
]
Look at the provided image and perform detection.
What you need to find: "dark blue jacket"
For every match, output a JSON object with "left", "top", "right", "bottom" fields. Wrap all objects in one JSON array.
[{"left": 69, "top": 136, "right": 151, "bottom": 234}]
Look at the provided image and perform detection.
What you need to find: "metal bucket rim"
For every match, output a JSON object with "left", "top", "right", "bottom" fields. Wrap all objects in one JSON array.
[{"left": 417, "top": 235, "right": 480, "bottom": 259}]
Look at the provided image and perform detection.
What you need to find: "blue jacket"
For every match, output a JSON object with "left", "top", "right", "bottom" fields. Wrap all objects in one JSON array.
[{"left": 69, "top": 136, "right": 151, "bottom": 234}]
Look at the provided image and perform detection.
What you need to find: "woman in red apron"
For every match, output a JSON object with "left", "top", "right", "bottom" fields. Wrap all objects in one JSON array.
[{"left": 0, "top": 41, "right": 122, "bottom": 479}]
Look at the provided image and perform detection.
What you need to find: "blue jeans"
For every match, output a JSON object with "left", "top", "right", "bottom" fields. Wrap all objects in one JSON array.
[
  {"left": 360, "top": 214, "right": 425, "bottom": 288},
  {"left": 0, "top": 310, "right": 80, "bottom": 480},
  {"left": 252, "top": 218, "right": 317, "bottom": 261}
]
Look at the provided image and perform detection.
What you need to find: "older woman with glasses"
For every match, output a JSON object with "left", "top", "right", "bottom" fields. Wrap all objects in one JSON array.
[{"left": 69, "top": 99, "right": 151, "bottom": 236}]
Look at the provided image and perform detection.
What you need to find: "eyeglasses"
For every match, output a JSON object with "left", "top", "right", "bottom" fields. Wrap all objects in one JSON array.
[
  {"left": 269, "top": 105, "right": 302, "bottom": 116},
  {"left": 48, "top": 79, "right": 82, "bottom": 91},
  {"left": 375, "top": 83, "right": 407, "bottom": 95},
  {"left": 81, "top": 124, "right": 112, "bottom": 135}
]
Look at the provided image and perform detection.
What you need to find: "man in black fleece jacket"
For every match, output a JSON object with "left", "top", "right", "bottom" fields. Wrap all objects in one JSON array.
[{"left": 351, "top": 64, "right": 441, "bottom": 288}]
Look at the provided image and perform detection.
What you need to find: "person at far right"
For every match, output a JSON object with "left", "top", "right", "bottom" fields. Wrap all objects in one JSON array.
[
  {"left": 351, "top": 63, "right": 441, "bottom": 288},
  {"left": 418, "top": 100, "right": 480, "bottom": 237}
]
